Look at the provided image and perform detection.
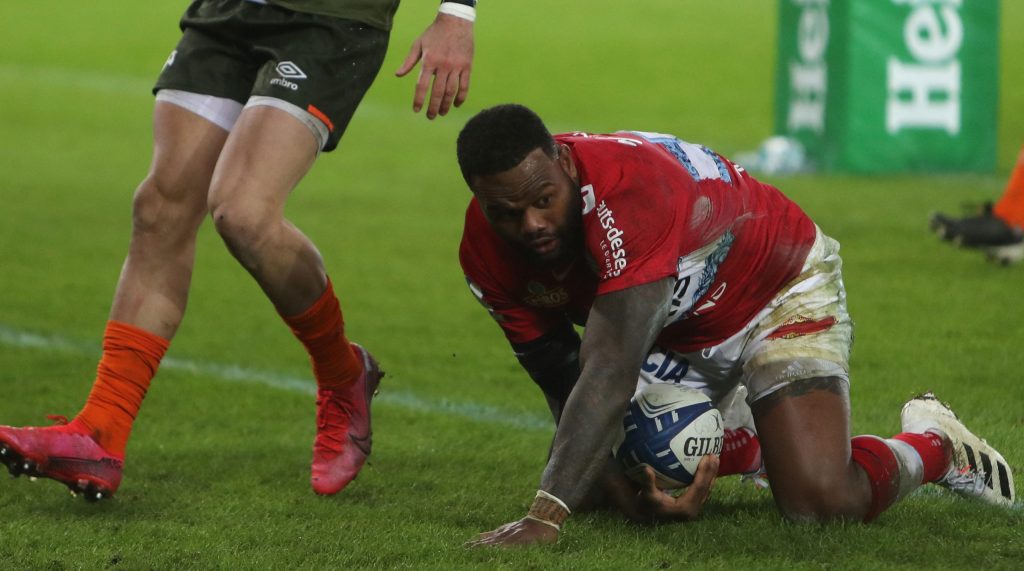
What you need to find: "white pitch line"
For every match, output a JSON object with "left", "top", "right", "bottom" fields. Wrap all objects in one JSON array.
[
  {"left": 0, "top": 324, "right": 552, "bottom": 432},
  {"left": 0, "top": 63, "right": 583, "bottom": 131},
  {"left": 0, "top": 63, "right": 580, "bottom": 431},
  {"left": 0, "top": 63, "right": 389, "bottom": 120},
  {"left": 0, "top": 63, "right": 154, "bottom": 96}
]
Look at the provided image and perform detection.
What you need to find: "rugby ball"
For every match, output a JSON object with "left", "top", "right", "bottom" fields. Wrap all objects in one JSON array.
[{"left": 613, "top": 383, "right": 724, "bottom": 488}]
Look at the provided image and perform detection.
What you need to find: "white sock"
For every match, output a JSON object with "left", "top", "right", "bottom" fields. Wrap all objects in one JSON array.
[{"left": 886, "top": 438, "right": 926, "bottom": 501}]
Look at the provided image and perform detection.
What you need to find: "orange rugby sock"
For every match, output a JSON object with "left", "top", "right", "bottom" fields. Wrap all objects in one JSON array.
[
  {"left": 75, "top": 320, "right": 169, "bottom": 455},
  {"left": 992, "top": 146, "right": 1024, "bottom": 229},
  {"left": 282, "top": 279, "right": 362, "bottom": 390}
]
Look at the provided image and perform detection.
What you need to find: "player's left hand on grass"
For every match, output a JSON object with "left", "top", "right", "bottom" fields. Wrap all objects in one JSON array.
[
  {"left": 395, "top": 13, "right": 474, "bottom": 120},
  {"left": 636, "top": 454, "right": 719, "bottom": 522},
  {"left": 465, "top": 517, "right": 559, "bottom": 548}
]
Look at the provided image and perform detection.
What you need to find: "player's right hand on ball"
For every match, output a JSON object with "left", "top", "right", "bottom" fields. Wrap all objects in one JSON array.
[{"left": 638, "top": 454, "right": 719, "bottom": 522}]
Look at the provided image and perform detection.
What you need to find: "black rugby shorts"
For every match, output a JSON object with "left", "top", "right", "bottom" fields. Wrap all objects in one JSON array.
[{"left": 154, "top": 0, "right": 389, "bottom": 151}]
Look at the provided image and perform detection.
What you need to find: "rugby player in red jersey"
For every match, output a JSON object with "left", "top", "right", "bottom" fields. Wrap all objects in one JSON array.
[
  {"left": 455, "top": 104, "right": 1015, "bottom": 547},
  {"left": 0, "top": 0, "right": 477, "bottom": 501}
]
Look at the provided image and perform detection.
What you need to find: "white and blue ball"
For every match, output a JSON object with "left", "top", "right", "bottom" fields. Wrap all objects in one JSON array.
[{"left": 613, "top": 383, "right": 724, "bottom": 488}]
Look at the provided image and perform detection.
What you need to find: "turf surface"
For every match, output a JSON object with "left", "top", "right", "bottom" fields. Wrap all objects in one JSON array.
[{"left": 1, "top": 1, "right": 1022, "bottom": 568}]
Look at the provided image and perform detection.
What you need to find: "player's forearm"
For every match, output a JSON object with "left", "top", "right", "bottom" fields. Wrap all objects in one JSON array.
[
  {"left": 536, "top": 279, "right": 673, "bottom": 511},
  {"left": 538, "top": 360, "right": 638, "bottom": 509}
]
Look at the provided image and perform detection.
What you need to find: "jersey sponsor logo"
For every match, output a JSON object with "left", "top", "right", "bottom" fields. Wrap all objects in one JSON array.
[
  {"left": 270, "top": 61, "right": 307, "bottom": 91},
  {"left": 642, "top": 348, "right": 690, "bottom": 383},
  {"left": 595, "top": 200, "right": 628, "bottom": 278},
  {"left": 523, "top": 281, "right": 570, "bottom": 308}
]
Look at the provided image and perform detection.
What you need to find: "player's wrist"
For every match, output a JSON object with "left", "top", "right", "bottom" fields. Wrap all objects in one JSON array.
[
  {"left": 526, "top": 490, "right": 571, "bottom": 531},
  {"left": 439, "top": 1, "right": 476, "bottom": 23}
]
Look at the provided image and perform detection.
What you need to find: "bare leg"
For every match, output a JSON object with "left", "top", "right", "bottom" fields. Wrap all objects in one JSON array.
[
  {"left": 110, "top": 102, "right": 230, "bottom": 338},
  {"left": 206, "top": 105, "right": 378, "bottom": 496},
  {"left": 206, "top": 105, "right": 323, "bottom": 315},
  {"left": 0, "top": 102, "right": 230, "bottom": 499},
  {"left": 752, "top": 377, "right": 874, "bottom": 522}
]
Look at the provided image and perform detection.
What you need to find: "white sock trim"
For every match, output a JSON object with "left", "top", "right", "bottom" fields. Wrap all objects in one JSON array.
[{"left": 886, "top": 438, "right": 926, "bottom": 501}]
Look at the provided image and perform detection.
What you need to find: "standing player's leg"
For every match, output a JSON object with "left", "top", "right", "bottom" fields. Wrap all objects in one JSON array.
[
  {"left": 208, "top": 105, "right": 323, "bottom": 311},
  {"left": 929, "top": 146, "right": 1024, "bottom": 264},
  {"left": 112, "top": 102, "right": 234, "bottom": 337},
  {"left": 207, "top": 104, "right": 381, "bottom": 495},
  {"left": 197, "top": 6, "right": 390, "bottom": 495},
  {"left": 987, "top": 146, "right": 1024, "bottom": 264},
  {"left": 0, "top": 101, "right": 231, "bottom": 500},
  {"left": 992, "top": 146, "right": 1024, "bottom": 229}
]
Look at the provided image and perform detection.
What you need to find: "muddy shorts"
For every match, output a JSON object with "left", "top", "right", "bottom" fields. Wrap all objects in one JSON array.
[{"left": 638, "top": 226, "right": 853, "bottom": 405}]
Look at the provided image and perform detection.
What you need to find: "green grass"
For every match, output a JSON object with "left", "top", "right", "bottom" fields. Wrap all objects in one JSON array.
[{"left": 1, "top": 1, "right": 1023, "bottom": 569}]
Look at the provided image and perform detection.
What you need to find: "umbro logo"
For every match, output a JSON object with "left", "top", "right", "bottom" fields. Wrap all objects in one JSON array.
[
  {"left": 270, "top": 61, "right": 307, "bottom": 91},
  {"left": 275, "top": 61, "right": 307, "bottom": 79}
]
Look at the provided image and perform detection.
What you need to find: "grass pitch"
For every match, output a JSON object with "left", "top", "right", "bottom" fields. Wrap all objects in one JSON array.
[{"left": 1, "top": 1, "right": 1022, "bottom": 569}]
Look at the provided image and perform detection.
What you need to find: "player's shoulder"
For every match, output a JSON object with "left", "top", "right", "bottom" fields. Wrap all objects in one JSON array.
[
  {"left": 555, "top": 131, "right": 650, "bottom": 159},
  {"left": 459, "top": 198, "right": 493, "bottom": 266},
  {"left": 558, "top": 131, "right": 663, "bottom": 192}
]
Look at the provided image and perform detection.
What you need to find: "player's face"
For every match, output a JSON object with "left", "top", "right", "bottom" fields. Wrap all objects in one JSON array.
[{"left": 471, "top": 145, "right": 582, "bottom": 266}]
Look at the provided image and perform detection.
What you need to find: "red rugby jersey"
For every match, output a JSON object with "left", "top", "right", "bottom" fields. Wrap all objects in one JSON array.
[{"left": 459, "top": 131, "right": 816, "bottom": 352}]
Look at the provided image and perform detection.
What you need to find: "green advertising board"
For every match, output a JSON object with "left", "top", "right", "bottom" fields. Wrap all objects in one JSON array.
[{"left": 775, "top": 0, "right": 999, "bottom": 173}]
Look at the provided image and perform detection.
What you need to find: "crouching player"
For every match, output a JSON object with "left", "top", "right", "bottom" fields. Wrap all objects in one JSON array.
[{"left": 454, "top": 104, "right": 1016, "bottom": 546}]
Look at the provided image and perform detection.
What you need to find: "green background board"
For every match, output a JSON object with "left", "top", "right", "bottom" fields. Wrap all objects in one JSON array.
[{"left": 776, "top": 0, "right": 1000, "bottom": 172}]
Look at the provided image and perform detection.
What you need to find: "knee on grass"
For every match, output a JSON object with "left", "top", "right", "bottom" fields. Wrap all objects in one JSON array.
[{"left": 772, "top": 475, "right": 869, "bottom": 523}]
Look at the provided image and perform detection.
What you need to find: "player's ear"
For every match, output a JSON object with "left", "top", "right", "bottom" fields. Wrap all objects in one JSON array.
[{"left": 556, "top": 144, "right": 577, "bottom": 180}]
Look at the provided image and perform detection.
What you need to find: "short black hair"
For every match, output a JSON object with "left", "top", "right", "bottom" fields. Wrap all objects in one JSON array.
[{"left": 456, "top": 104, "right": 557, "bottom": 184}]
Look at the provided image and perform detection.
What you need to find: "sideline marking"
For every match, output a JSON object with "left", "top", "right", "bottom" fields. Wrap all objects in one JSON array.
[
  {"left": 0, "top": 325, "right": 551, "bottom": 432},
  {"left": 0, "top": 63, "right": 579, "bottom": 130},
  {"left": 0, "top": 63, "right": 395, "bottom": 118}
]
